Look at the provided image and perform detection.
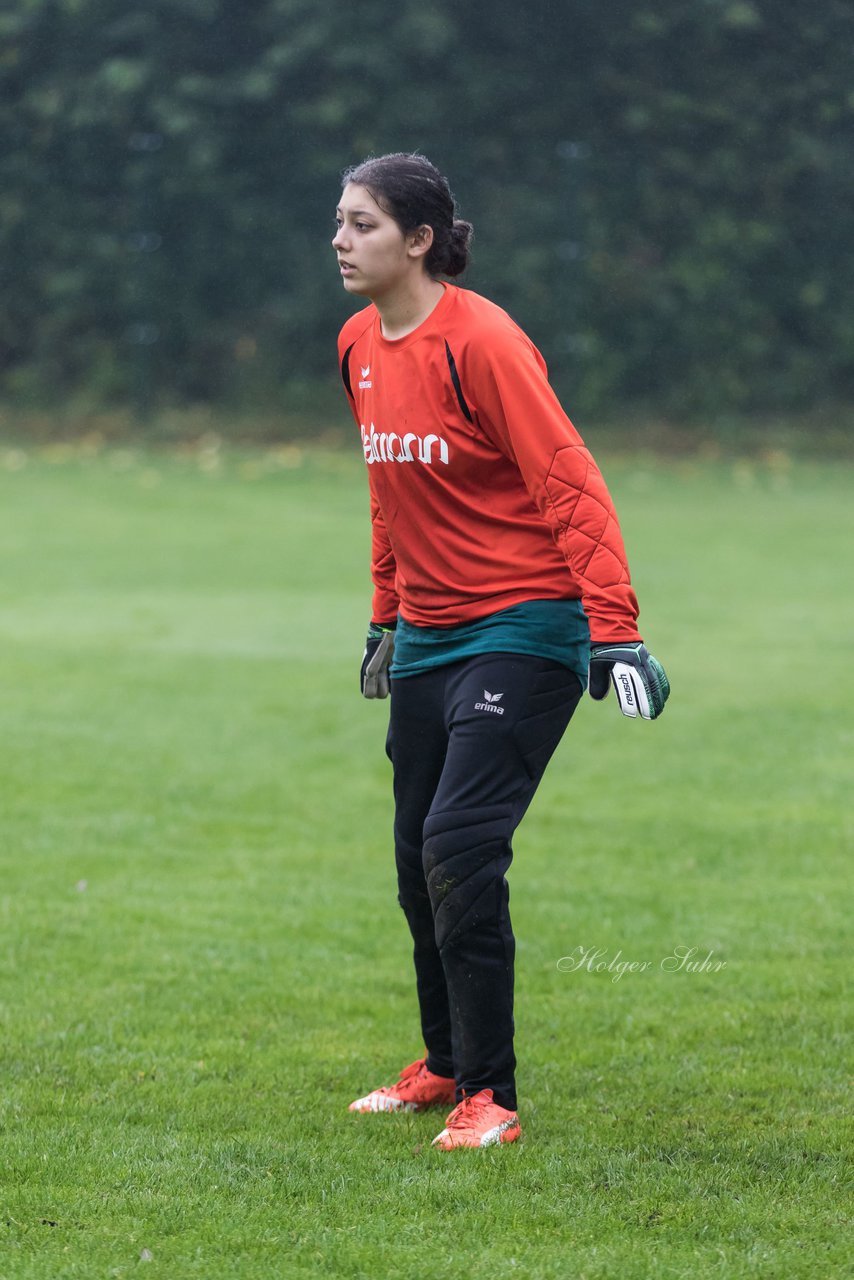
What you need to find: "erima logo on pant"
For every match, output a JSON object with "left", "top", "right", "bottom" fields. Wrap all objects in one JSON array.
[
  {"left": 362, "top": 424, "right": 449, "bottom": 466},
  {"left": 474, "top": 690, "right": 505, "bottom": 715}
]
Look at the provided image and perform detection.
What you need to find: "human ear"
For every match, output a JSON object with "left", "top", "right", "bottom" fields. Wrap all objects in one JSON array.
[{"left": 407, "top": 224, "right": 434, "bottom": 260}]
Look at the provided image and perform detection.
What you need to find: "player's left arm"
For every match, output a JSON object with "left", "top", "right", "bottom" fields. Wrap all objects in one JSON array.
[{"left": 463, "top": 329, "right": 670, "bottom": 719}]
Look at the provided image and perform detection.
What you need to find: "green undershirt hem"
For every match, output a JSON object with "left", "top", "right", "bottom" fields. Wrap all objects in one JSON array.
[{"left": 391, "top": 599, "right": 591, "bottom": 687}]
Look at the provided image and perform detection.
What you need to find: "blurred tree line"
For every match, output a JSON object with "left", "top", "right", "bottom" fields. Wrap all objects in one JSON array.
[{"left": 2, "top": 0, "right": 852, "bottom": 427}]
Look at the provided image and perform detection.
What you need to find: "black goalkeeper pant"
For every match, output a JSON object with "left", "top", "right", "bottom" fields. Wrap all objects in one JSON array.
[{"left": 386, "top": 652, "right": 583, "bottom": 1112}]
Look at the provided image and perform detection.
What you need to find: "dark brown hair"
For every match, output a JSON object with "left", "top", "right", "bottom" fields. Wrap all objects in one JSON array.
[{"left": 341, "top": 152, "right": 473, "bottom": 279}]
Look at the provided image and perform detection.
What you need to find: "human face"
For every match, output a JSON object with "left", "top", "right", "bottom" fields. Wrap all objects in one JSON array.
[{"left": 332, "top": 183, "right": 425, "bottom": 301}]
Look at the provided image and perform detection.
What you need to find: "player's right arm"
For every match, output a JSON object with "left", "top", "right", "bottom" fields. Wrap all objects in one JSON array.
[
  {"left": 337, "top": 313, "right": 399, "bottom": 695},
  {"left": 369, "top": 488, "right": 400, "bottom": 626},
  {"left": 337, "top": 309, "right": 399, "bottom": 624},
  {"left": 357, "top": 483, "right": 399, "bottom": 699}
]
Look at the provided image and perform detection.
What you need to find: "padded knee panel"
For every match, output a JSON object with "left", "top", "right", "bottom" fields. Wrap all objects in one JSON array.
[{"left": 422, "top": 805, "right": 514, "bottom": 952}]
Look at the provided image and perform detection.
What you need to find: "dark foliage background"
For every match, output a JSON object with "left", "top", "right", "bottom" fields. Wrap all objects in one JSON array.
[{"left": 2, "top": 0, "right": 852, "bottom": 425}]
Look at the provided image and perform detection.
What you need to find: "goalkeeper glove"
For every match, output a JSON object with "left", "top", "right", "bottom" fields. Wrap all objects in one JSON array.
[
  {"left": 588, "top": 642, "right": 670, "bottom": 720},
  {"left": 360, "top": 622, "right": 396, "bottom": 699}
]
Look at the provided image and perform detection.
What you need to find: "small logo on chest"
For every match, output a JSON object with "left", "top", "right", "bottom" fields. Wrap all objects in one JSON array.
[{"left": 359, "top": 365, "right": 372, "bottom": 389}]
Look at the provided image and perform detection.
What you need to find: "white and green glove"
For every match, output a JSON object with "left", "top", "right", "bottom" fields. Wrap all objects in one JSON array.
[
  {"left": 588, "top": 642, "right": 670, "bottom": 720},
  {"left": 360, "top": 622, "right": 396, "bottom": 699}
]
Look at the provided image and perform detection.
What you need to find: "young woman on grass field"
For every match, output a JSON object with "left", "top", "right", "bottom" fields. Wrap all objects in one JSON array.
[{"left": 333, "top": 152, "right": 669, "bottom": 1150}]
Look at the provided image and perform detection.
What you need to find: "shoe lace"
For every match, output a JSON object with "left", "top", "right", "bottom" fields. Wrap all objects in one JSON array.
[
  {"left": 444, "top": 1091, "right": 493, "bottom": 1129},
  {"left": 386, "top": 1058, "right": 429, "bottom": 1096}
]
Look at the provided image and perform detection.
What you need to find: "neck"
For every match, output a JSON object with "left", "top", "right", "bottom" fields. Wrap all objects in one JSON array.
[{"left": 375, "top": 275, "right": 445, "bottom": 341}]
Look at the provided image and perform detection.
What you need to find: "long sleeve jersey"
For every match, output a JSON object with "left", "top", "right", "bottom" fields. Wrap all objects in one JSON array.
[{"left": 337, "top": 284, "right": 641, "bottom": 645}]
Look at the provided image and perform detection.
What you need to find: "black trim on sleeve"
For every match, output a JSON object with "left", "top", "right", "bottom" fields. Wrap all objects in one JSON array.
[
  {"left": 444, "top": 341, "right": 473, "bottom": 423},
  {"left": 341, "top": 342, "right": 356, "bottom": 400}
]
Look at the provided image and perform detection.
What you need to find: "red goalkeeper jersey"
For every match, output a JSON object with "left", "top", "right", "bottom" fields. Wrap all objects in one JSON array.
[{"left": 337, "top": 284, "right": 642, "bottom": 645}]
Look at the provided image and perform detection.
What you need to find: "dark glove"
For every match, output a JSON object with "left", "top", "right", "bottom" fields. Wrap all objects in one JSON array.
[
  {"left": 588, "top": 642, "right": 670, "bottom": 720},
  {"left": 360, "top": 622, "right": 396, "bottom": 699}
]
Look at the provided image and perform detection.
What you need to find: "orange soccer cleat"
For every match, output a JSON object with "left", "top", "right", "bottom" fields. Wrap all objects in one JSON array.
[
  {"left": 348, "top": 1055, "right": 456, "bottom": 1113},
  {"left": 431, "top": 1088, "right": 522, "bottom": 1149}
]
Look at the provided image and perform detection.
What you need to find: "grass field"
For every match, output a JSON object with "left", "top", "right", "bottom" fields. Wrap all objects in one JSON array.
[{"left": 0, "top": 437, "right": 851, "bottom": 1279}]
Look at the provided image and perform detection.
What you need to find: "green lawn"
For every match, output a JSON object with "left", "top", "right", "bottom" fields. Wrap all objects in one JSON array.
[{"left": 0, "top": 438, "right": 851, "bottom": 1279}]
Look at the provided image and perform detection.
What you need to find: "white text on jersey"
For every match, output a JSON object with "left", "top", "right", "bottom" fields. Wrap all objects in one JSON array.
[{"left": 361, "top": 423, "right": 450, "bottom": 466}]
